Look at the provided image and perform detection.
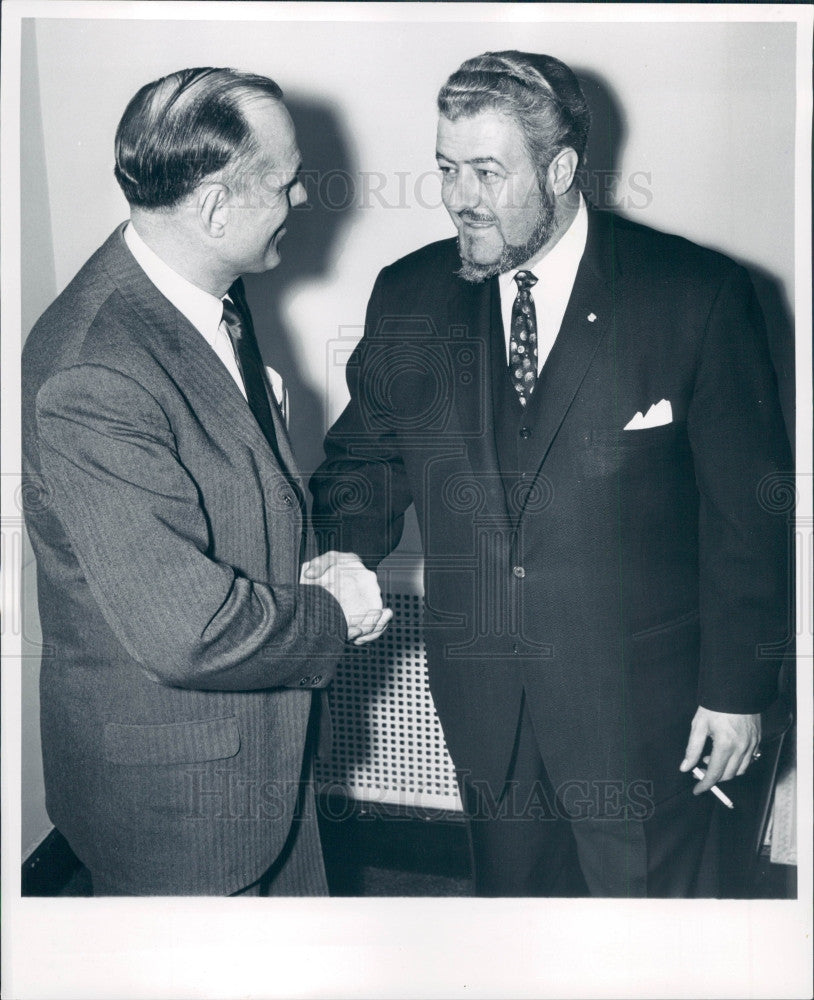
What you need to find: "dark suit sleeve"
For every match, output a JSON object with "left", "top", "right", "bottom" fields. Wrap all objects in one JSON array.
[
  {"left": 35, "top": 364, "right": 347, "bottom": 691},
  {"left": 310, "top": 269, "right": 415, "bottom": 568},
  {"left": 687, "top": 265, "right": 793, "bottom": 713}
]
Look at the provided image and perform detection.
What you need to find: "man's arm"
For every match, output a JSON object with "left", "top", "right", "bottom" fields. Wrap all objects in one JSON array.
[
  {"left": 35, "top": 363, "right": 356, "bottom": 691},
  {"left": 310, "top": 269, "right": 415, "bottom": 568},
  {"left": 681, "top": 264, "right": 792, "bottom": 789}
]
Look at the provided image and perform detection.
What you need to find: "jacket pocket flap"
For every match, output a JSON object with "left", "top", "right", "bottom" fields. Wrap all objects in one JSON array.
[
  {"left": 630, "top": 609, "right": 700, "bottom": 661},
  {"left": 103, "top": 717, "right": 240, "bottom": 765}
]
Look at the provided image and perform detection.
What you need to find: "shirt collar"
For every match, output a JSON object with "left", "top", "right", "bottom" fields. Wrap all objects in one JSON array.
[
  {"left": 499, "top": 193, "right": 588, "bottom": 292},
  {"left": 123, "top": 222, "right": 224, "bottom": 346}
]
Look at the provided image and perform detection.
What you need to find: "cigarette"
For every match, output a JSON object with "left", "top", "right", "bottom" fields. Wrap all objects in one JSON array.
[{"left": 691, "top": 767, "right": 734, "bottom": 809}]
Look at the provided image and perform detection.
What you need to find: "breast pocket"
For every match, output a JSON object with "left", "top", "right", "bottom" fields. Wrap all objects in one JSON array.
[
  {"left": 580, "top": 422, "right": 688, "bottom": 482},
  {"left": 589, "top": 422, "right": 682, "bottom": 449}
]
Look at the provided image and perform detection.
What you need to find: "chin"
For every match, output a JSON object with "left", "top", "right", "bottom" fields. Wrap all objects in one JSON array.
[
  {"left": 252, "top": 250, "right": 281, "bottom": 273},
  {"left": 457, "top": 255, "right": 501, "bottom": 284},
  {"left": 456, "top": 237, "right": 503, "bottom": 282},
  {"left": 459, "top": 233, "right": 499, "bottom": 262}
]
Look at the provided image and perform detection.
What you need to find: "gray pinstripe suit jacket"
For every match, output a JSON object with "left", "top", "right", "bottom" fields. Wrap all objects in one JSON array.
[{"left": 22, "top": 225, "right": 347, "bottom": 894}]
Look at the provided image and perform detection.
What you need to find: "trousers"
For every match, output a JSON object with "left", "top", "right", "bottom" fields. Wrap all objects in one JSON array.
[{"left": 459, "top": 693, "right": 717, "bottom": 897}]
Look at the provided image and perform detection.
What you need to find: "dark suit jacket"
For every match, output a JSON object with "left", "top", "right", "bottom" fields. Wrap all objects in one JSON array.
[
  {"left": 311, "top": 208, "right": 792, "bottom": 808},
  {"left": 22, "top": 226, "right": 346, "bottom": 894}
]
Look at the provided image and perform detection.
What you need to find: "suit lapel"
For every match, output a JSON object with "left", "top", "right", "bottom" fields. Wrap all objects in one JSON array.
[
  {"left": 446, "top": 272, "right": 511, "bottom": 522},
  {"left": 101, "top": 227, "right": 298, "bottom": 490},
  {"left": 228, "top": 279, "right": 306, "bottom": 506},
  {"left": 266, "top": 392, "right": 306, "bottom": 503},
  {"left": 517, "top": 208, "right": 620, "bottom": 516}
]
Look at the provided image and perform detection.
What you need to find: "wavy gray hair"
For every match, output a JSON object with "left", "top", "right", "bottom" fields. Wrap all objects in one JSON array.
[{"left": 437, "top": 51, "right": 591, "bottom": 183}]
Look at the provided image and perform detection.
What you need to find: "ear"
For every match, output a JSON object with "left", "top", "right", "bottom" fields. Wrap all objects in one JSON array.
[
  {"left": 547, "top": 147, "right": 579, "bottom": 197},
  {"left": 197, "top": 183, "right": 229, "bottom": 239}
]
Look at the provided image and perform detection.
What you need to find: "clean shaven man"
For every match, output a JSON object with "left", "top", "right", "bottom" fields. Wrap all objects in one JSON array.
[{"left": 23, "top": 67, "right": 390, "bottom": 896}]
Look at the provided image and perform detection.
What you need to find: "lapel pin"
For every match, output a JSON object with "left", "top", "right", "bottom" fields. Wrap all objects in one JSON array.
[{"left": 587, "top": 313, "right": 597, "bottom": 323}]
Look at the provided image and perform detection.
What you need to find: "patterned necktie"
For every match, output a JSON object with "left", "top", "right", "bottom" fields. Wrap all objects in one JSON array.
[
  {"left": 221, "top": 297, "right": 280, "bottom": 455},
  {"left": 509, "top": 270, "right": 539, "bottom": 407}
]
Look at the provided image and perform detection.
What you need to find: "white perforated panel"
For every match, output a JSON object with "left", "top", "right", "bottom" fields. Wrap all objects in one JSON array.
[{"left": 314, "top": 591, "right": 463, "bottom": 811}]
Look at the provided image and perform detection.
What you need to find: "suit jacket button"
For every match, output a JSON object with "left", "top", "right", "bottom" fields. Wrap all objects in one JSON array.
[
  {"left": 284, "top": 495, "right": 294, "bottom": 507},
  {"left": 519, "top": 426, "right": 532, "bottom": 439},
  {"left": 313, "top": 675, "right": 322, "bottom": 685},
  {"left": 299, "top": 676, "right": 310, "bottom": 686},
  {"left": 513, "top": 566, "right": 526, "bottom": 579}
]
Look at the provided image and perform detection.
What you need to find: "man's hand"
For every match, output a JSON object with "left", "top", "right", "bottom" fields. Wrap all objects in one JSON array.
[
  {"left": 301, "top": 551, "right": 392, "bottom": 645},
  {"left": 680, "top": 706, "right": 761, "bottom": 795}
]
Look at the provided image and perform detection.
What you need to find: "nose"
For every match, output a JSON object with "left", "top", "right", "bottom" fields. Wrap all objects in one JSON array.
[
  {"left": 443, "top": 167, "right": 481, "bottom": 215},
  {"left": 289, "top": 180, "right": 307, "bottom": 209}
]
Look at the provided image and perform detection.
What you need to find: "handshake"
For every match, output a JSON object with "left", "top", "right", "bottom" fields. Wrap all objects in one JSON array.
[{"left": 301, "top": 550, "right": 393, "bottom": 645}]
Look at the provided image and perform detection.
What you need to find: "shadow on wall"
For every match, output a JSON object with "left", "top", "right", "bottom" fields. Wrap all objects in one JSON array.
[
  {"left": 22, "top": 19, "right": 58, "bottom": 338},
  {"left": 576, "top": 69, "right": 628, "bottom": 210},
  {"left": 577, "top": 69, "right": 794, "bottom": 448},
  {"left": 243, "top": 97, "right": 358, "bottom": 482}
]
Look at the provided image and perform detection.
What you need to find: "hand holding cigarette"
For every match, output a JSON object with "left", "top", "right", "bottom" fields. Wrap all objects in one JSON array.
[{"left": 679, "top": 705, "right": 761, "bottom": 800}]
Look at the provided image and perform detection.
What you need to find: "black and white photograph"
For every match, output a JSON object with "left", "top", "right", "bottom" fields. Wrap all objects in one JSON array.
[{"left": 2, "top": 2, "right": 811, "bottom": 997}]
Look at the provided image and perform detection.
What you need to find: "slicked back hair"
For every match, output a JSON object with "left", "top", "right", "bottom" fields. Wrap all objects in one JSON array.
[
  {"left": 114, "top": 67, "right": 284, "bottom": 210},
  {"left": 437, "top": 51, "right": 591, "bottom": 181}
]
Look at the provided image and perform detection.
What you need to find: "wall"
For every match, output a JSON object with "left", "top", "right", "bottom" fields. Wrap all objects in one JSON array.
[
  {"left": 20, "top": 13, "right": 798, "bottom": 854},
  {"left": 19, "top": 18, "right": 57, "bottom": 856}
]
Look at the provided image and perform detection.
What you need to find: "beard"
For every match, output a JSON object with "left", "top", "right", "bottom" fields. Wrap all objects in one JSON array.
[{"left": 456, "top": 187, "right": 556, "bottom": 284}]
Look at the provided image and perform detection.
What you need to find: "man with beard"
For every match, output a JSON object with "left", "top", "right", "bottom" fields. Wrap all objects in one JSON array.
[{"left": 308, "top": 51, "right": 791, "bottom": 896}]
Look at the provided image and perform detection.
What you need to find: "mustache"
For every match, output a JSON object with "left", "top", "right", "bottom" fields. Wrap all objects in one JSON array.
[{"left": 458, "top": 211, "right": 496, "bottom": 225}]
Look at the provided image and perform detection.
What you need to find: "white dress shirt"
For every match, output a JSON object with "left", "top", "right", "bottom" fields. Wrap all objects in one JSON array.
[
  {"left": 498, "top": 194, "right": 589, "bottom": 373},
  {"left": 124, "top": 222, "right": 248, "bottom": 400}
]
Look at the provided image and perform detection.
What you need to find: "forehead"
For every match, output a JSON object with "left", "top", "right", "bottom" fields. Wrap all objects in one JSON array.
[
  {"left": 436, "top": 110, "right": 531, "bottom": 167},
  {"left": 244, "top": 97, "right": 300, "bottom": 171}
]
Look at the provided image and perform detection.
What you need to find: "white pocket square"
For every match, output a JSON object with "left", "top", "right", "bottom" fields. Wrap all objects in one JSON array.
[
  {"left": 623, "top": 398, "right": 672, "bottom": 430},
  {"left": 264, "top": 365, "right": 289, "bottom": 422}
]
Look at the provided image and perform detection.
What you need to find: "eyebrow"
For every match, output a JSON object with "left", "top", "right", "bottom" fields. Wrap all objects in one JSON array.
[{"left": 435, "top": 152, "right": 505, "bottom": 167}]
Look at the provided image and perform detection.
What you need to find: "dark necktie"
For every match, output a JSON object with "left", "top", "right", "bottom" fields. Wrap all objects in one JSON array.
[
  {"left": 509, "top": 270, "right": 539, "bottom": 407},
  {"left": 221, "top": 297, "right": 280, "bottom": 456}
]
